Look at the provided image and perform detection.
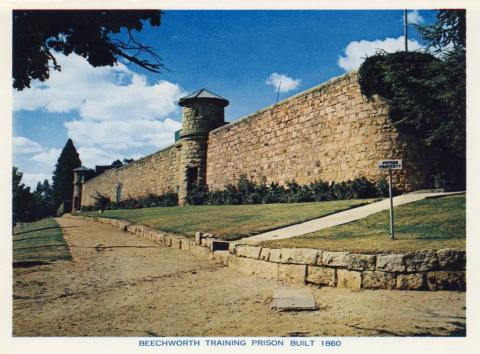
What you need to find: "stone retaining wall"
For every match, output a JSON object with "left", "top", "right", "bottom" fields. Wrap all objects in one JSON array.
[{"left": 75, "top": 215, "right": 465, "bottom": 292}]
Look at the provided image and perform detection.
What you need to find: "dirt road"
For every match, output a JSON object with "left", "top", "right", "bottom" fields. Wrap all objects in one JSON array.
[{"left": 13, "top": 216, "right": 465, "bottom": 337}]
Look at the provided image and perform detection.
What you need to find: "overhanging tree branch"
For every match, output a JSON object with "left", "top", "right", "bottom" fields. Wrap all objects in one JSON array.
[{"left": 13, "top": 10, "right": 164, "bottom": 90}]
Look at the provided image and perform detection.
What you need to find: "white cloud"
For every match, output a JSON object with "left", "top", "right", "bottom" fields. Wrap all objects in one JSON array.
[
  {"left": 265, "top": 73, "right": 301, "bottom": 93},
  {"left": 21, "top": 173, "right": 51, "bottom": 190},
  {"left": 407, "top": 10, "right": 424, "bottom": 25},
  {"left": 65, "top": 117, "right": 181, "bottom": 151},
  {"left": 31, "top": 148, "right": 62, "bottom": 166},
  {"left": 77, "top": 147, "right": 126, "bottom": 167},
  {"left": 13, "top": 53, "right": 185, "bottom": 159},
  {"left": 13, "top": 136, "right": 43, "bottom": 154},
  {"left": 338, "top": 36, "right": 423, "bottom": 71}
]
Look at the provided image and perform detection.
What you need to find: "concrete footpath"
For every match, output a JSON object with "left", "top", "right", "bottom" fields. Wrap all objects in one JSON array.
[{"left": 240, "top": 191, "right": 464, "bottom": 245}]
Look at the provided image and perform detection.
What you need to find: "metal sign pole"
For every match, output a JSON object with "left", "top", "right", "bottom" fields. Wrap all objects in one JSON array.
[{"left": 388, "top": 168, "right": 396, "bottom": 240}]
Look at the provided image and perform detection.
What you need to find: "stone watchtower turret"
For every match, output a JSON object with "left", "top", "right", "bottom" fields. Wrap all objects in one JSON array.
[
  {"left": 72, "top": 166, "right": 94, "bottom": 212},
  {"left": 177, "top": 89, "right": 229, "bottom": 205}
]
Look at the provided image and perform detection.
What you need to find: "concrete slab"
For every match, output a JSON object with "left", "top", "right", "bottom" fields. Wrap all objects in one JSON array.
[{"left": 271, "top": 288, "right": 318, "bottom": 311}]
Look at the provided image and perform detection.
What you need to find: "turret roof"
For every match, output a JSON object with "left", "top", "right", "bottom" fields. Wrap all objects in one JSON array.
[
  {"left": 179, "top": 89, "right": 229, "bottom": 107},
  {"left": 73, "top": 166, "right": 93, "bottom": 172}
]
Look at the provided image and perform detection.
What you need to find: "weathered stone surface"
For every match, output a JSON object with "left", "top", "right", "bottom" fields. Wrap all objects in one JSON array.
[
  {"left": 396, "top": 273, "right": 425, "bottom": 290},
  {"left": 135, "top": 225, "right": 146, "bottom": 236},
  {"left": 336, "top": 269, "right": 361, "bottom": 289},
  {"left": 362, "top": 271, "right": 396, "bottom": 289},
  {"left": 347, "top": 254, "right": 376, "bottom": 271},
  {"left": 322, "top": 251, "right": 349, "bottom": 267},
  {"left": 151, "top": 232, "right": 163, "bottom": 245},
  {"left": 170, "top": 238, "right": 182, "bottom": 249},
  {"left": 228, "top": 242, "right": 237, "bottom": 254},
  {"left": 212, "top": 250, "right": 232, "bottom": 265},
  {"left": 205, "top": 238, "right": 213, "bottom": 249},
  {"left": 426, "top": 271, "right": 466, "bottom": 291},
  {"left": 200, "top": 238, "right": 208, "bottom": 247},
  {"left": 205, "top": 72, "right": 426, "bottom": 194},
  {"left": 404, "top": 250, "right": 439, "bottom": 272},
  {"left": 236, "top": 245, "right": 262, "bottom": 259},
  {"left": 259, "top": 248, "right": 271, "bottom": 261},
  {"left": 278, "top": 264, "right": 306, "bottom": 284},
  {"left": 229, "top": 257, "right": 279, "bottom": 279},
  {"left": 126, "top": 225, "right": 136, "bottom": 234},
  {"left": 163, "top": 235, "right": 172, "bottom": 247},
  {"left": 376, "top": 254, "right": 405, "bottom": 273},
  {"left": 82, "top": 145, "right": 178, "bottom": 206},
  {"left": 190, "top": 245, "right": 211, "bottom": 258},
  {"left": 180, "top": 239, "right": 190, "bottom": 251},
  {"left": 436, "top": 249, "right": 466, "bottom": 270},
  {"left": 280, "top": 248, "right": 320, "bottom": 265},
  {"left": 117, "top": 221, "right": 130, "bottom": 231},
  {"left": 269, "top": 248, "right": 282, "bottom": 263},
  {"left": 306, "top": 266, "right": 336, "bottom": 287},
  {"left": 194, "top": 232, "right": 203, "bottom": 245}
]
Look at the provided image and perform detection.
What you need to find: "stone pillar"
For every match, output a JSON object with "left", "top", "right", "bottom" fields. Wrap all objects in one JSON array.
[{"left": 177, "top": 89, "right": 229, "bottom": 205}]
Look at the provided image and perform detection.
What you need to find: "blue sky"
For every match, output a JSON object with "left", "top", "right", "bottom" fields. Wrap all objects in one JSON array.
[{"left": 13, "top": 9, "right": 437, "bottom": 189}]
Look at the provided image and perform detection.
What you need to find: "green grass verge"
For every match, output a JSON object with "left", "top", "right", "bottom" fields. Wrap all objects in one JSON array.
[
  {"left": 80, "top": 199, "right": 374, "bottom": 240},
  {"left": 13, "top": 218, "right": 72, "bottom": 265},
  {"left": 261, "top": 194, "right": 466, "bottom": 253}
]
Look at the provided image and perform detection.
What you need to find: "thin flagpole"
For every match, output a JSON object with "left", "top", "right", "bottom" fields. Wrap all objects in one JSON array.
[{"left": 404, "top": 9, "right": 409, "bottom": 52}]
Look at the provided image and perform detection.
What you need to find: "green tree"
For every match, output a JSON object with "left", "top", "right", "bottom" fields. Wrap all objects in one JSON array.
[
  {"left": 32, "top": 179, "right": 55, "bottom": 219},
  {"left": 358, "top": 10, "right": 465, "bottom": 190},
  {"left": 52, "top": 139, "right": 82, "bottom": 210},
  {"left": 13, "top": 10, "right": 163, "bottom": 90},
  {"left": 12, "top": 167, "right": 34, "bottom": 224}
]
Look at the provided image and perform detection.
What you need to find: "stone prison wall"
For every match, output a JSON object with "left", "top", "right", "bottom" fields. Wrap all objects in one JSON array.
[
  {"left": 81, "top": 145, "right": 178, "bottom": 206},
  {"left": 80, "top": 71, "right": 430, "bottom": 207},
  {"left": 206, "top": 72, "right": 428, "bottom": 191}
]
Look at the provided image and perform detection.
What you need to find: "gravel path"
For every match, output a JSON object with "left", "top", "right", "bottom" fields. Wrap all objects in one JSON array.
[
  {"left": 12, "top": 216, "right": 465, "bottom": 337},
  {"left": 240, "top": 192, "right": 464, "bottom": 244}
]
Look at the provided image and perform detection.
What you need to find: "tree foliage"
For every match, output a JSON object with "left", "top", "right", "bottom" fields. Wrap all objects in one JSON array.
[
  {"left": 416, "top": 9, "right": 466, "bottom": 55},
  {"left": 13, "top": 10, "right": 163, "bottom": 90},
  {"left": 358, "top": 10, "right": 466, "bottom": 190},
  {"left": 33, "top": 179, "right": 55, "bottom": 219},
  {"left": 52, "top": 139, "right": 82, "bottom": 210},
  {"left": 12, "top": 169, "right": 55, "bottom": 224},
  {"left": 12, "top": 167, "right": 34, "bottom": 224}
]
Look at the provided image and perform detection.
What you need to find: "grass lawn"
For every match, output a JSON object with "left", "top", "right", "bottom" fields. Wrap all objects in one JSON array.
[
  {"left": 80, "top": 199, "right": 374, "bottom": 240},
  {"left": 13, "top": 218, "right": 72, "bottom": 266},
  {"left": 261, "top": 194, "right": 466, "bottom": 253}
]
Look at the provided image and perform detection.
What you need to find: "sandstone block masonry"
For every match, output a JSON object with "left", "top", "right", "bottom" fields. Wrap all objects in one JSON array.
[
  {"left": 81, "top": 145, "right": 178, "bottom": 206},
  {"left": 206, "top": 72, "right": 428, "bottom": 192},
  {"left": 74, "top": 216, "right": 466, "bottom": 292},
  {"left": 79, "top": 71, "right": 430, "bottom": 207}
]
